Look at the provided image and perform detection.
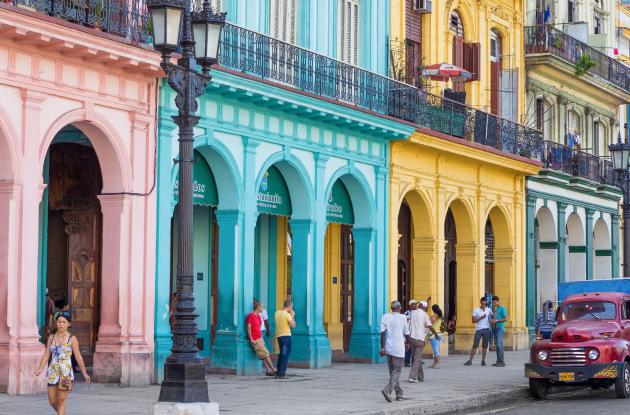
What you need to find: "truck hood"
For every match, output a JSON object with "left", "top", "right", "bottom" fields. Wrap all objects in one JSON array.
[{"left": 551, "top": 320, "right": 621, "bottom": 342}]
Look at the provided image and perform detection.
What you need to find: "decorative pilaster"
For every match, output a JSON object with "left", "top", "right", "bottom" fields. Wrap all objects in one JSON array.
[
  {"left": 557, "top": 203, "right": 568, "bottom": 283},
  {"left": 525, "top": 196, "right": 537, "bottom": 341},
  {"left": 585, "top": 209, "right": 594, "bottom": 280},
  {"left": 612, "top": 214, "right": 620, "bottom": 278}
]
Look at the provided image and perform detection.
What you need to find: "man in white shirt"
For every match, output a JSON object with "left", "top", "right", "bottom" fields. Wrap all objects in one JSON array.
[
  {"left": 380, "top": 301, "right": 410, "bottom": 402},
  {"left": 403, "top": 299, "right": 417, "bottom": 367},
  {"left": 464, "top": 297, "right": 494, "bottom": 366},
  {"left": 408, "top": 300, "right": 439, "bottom": 382}
]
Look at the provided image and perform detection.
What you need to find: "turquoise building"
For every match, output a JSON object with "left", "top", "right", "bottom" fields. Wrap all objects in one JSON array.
[{"left": 154, "top": 0, "right": 415, "bottom": 379}]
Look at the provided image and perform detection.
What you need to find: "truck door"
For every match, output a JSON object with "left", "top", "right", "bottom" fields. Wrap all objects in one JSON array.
[{"left": 621, "top": 300, "right": 630, "bottom": 341}]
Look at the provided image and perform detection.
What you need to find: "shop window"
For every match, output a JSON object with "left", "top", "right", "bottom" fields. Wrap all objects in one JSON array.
[
  {"left": 270, "top": 0, "right": 296, "bottom": 44},
  {"left": 338, "top": 0, "right": 360, "bottom": 65}
]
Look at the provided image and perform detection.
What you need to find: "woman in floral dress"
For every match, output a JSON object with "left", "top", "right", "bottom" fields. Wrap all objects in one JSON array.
[{"left": 35, "top": 311, "right": 90, "bottom": 415}]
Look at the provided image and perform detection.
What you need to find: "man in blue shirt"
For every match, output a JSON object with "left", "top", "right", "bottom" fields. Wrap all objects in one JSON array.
[
  {"left": 535, "top": 301, "right": 558, "bottom": 339},
  {"left": 491, "top": 295, "right": 508, "bottom": 367}
]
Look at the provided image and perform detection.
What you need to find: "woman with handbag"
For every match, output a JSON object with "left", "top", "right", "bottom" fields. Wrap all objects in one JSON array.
[{"left": 35, "top": 311, "right": 91, "bottom": 415}]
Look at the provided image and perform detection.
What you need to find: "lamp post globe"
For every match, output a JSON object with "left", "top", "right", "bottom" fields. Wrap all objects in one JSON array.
[
  {"left": 191, "top": 2, "right": 226, "bottom": 74},
  {"left": 609, "top": 125, "right": 630, "bottom": 279},
  {"left": 147, "top": 0, "right": 185, "bottom": 57}
]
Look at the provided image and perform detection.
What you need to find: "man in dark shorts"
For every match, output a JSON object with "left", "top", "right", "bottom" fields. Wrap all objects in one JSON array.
[{"left": 464, "top": 297, "right": 494, "bottom": 366}]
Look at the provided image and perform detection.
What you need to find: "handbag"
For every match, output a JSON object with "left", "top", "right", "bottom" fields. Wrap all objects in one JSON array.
[{"left": 58, "top": 375, "right": 73, "bottom": 392}]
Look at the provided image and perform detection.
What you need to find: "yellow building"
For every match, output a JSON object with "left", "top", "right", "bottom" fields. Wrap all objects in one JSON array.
[{"left": 389, "top": 0, "right": 541, "bottom": 352}]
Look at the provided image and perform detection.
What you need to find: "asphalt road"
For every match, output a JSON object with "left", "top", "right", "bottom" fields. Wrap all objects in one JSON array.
[{"left": 460, "top": 388, "right": 630, "bottom": 415}]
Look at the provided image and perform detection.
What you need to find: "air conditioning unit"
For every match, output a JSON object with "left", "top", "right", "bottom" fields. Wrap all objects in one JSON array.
[{"left": 413, "top": 0, "right": 432, "bottom": 13}]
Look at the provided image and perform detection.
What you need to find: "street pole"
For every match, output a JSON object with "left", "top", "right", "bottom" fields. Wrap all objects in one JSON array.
[
  {"left": 157, "top": 1, "right": 211, "bottom": 404},
  {"left": 623, "top": 177, "right": 630, "bottom": 279}
]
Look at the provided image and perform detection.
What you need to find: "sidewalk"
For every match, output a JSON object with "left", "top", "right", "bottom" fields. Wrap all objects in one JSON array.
[{"left": 0, "top": 350, "right": 531, "bottom": 415}]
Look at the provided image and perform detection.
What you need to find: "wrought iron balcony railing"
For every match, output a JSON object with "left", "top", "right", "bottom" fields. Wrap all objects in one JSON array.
[
  {"left": 543, "top": 140, "right": 617, "bottom": 185},
  {"left": 10, "top": 0, "right": 151, "bottom": 43},
  {"left": 219, "top": 23, "right": 544, "bottom": 160},
  {"left": 525, "top": 25, "right": 630, "bottom": 94}
]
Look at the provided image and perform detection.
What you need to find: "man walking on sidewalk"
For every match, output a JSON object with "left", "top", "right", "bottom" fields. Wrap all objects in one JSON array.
[
  {"left": 380, "top": 301, "right": 410, "bottom": 402},
  {"left": 464, "top": 297, "right": 494, "bottom": 366},
  {"left": 403, "top": 299, "right": 417, "bottom": 367},
  {"left": 491, "top": 295, "right": 508, "bottom": 367},
  {"left": 408, "top": 300, "right": 439, "bottom": 383},
  {"left": 275, "top": 300, "right": 296, "bottom": 379}
]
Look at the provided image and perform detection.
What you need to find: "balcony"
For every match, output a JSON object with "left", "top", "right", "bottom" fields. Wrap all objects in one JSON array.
[
  {"left": 219, "top": 23, "right": 544, "bottom": 161},
  {"left": 8, "top": 0, "right": 151, "bottom": 43},
  {"left": 524, "top": 25, "right": 630, "bottom": 95},
  {"left": 542, "top": 140, "right": 617, "bottom": 186}
]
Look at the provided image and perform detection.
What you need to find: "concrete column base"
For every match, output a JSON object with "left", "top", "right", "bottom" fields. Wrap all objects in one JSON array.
[
  {"left": 211, "top": 330, "right": 259, "bottom": 375},
  {"left": 504, "top": 328, "right": 530, "bottom": 351},
  {"left": 0, "top": 340, "right": 46, "bottom": 394},
  {"left": 151, "top": 402, "right": 219, "bottom": 415},
  {"left": 93, "top": 346, "right": 153, "bottom": 385},
  {"left": 154, "top": 334, "right": 173, "bottom": 383},
  {"left": 348, "top": 330, "right": 380, "bottom": 362},
  {"left": 290, "top": 333, "right": 331, "bottom": 368}
]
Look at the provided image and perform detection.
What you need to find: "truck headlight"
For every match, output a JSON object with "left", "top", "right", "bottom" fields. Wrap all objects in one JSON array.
[
  {"left": 588, "top": 349, "right": 599, "bottom": 360},
  {"left": 537, "top": 350, "right": 548, "bottom": 361}
]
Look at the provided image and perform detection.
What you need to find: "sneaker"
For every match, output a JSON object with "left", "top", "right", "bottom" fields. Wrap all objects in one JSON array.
[
  {"left": 481, "top": 361, "right": 486, "bottom": 366},
  {"left": 408, "top": 378, "right": 419, "bottom": 383},
  {"left": 381, "top": 389, "right": 392, "bottom": 403},
  {"left": 497, "top": 362, "right": 505, "bottom": 367},
  {"left": 396, "top": 395, "right": 403, "bottom": 401},
  {"left": 492, "top": 363, "right": 499, "bottom": 367},
  {"left": 464, "top": 360, "right": 472, "bottom": 366}
]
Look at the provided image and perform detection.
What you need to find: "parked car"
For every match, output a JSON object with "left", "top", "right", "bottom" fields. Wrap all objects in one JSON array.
[{"left": 525, "top": 292, "right": 630, "bottom": 399}]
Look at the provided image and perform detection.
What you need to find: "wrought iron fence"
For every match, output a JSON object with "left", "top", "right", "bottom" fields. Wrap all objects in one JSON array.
[
  {"left": 543, "top": 140, "right": 617, "bottom": 185},
  {"left": 219, "top": 23, "right": 544, "bottom": 160},
  {"left": 11, "top": 0, "right": 151, "bottom": 43},
  {"left": 525, "top": 25, "right": 630, "bottom": 94}
]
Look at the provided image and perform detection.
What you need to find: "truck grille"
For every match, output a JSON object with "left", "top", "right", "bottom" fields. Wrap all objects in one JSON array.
[{"left": 550, "top": 347, "right": 586, "bottom": 367}]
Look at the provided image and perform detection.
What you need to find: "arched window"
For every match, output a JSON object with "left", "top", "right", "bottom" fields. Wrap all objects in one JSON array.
[{"left": 490, "top": 30, "right": 502, "bottom": 116}]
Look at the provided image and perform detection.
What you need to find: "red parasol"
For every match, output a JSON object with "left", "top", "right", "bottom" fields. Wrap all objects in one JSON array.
[{"left": 421, "top": 63, "right": 473, "bottom": 81}]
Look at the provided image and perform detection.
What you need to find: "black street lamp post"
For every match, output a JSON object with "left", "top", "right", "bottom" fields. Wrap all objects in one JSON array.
[
  {"left": 147, "top": 0, "right": 225, "bottom": 403},
  {"left": 609, "top": 123, "right": 630, "bottom": 279}
]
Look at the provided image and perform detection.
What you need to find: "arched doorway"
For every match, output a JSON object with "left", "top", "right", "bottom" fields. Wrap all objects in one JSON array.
[
  {"left": 42, "top": 127, "right": 103, "bottom": 367},
  {"left": 593, "top": 218, "right": 611, "bottom": 279},
  {"left": 254, "top": 165, "right": 293, "bottom": 349},
  {"left": 566, "top": 213, "right": 585, "bottom": 281},
  {"left": 534, "top": 206, "right": 557, "bottom": 309},
  {"left": 397, "top": 202, "right": 412, "bottom": 309},
  {"left": 484, "top": 219, "right": 495, "bottom": 295},
  {"left": 485, "top": 206, "right": 513, "bottom": 310},
  {"left": 323, "top": 180, "right": 355, "bottom": 352},
  {"left": 170, "top": 150, "right": 219, "bottom": 358},
  {"left": 444, "top": 209, "right": 457, "bottom": 324}
]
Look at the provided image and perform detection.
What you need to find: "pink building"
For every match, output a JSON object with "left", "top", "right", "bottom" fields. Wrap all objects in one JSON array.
[{"left": 0, "top": 2, "right": 160, "bottom": 394}]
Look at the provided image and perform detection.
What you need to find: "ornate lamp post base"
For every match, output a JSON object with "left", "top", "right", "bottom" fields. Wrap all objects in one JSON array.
[
  {"left": 151, "top": 402, "right": 219, "bottom": 415},
  {"left": 158, "top": 361, "right": 209, "bottom": 402}
]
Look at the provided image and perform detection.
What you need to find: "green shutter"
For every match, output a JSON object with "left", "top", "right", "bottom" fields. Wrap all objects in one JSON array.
[
  {"left": 173, "top": 151, "right": 218, "bottom": 207},
  {"left": 326, "top": 180, "right": 354, "bottom": 225},
  {"left": 257, "top": 166, "right": 292, "bottom": 216}
]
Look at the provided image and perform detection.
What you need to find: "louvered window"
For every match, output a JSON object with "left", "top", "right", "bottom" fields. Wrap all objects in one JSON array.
[
  {"left": 209, "top": 0, "right": 224, "bottom": 12},
  {"left": 338, "top": 0, "right": 360, "bottom": 65},
  {"left": 270, "top": 0, "right": 296, "bottom": 44}
]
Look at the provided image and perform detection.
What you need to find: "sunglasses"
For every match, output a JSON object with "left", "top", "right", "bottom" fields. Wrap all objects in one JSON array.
[{"left": 54, "top": 311, "right": 72, "bottom": 321}]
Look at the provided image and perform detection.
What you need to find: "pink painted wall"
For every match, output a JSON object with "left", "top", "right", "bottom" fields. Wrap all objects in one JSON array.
[{"left": 0, "top": 6, "right": 161, "bottom": 394}]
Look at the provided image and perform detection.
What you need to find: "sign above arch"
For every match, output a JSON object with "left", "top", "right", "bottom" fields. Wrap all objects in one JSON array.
[
  {"left": 327, "top": 180, "right": 354, "bottom": 225},
  {"left": 173, "top": 151, "right": 218, "bottom": 206},
  {"left": 257, "top": 166, "right": 292, "bottom": 216}
]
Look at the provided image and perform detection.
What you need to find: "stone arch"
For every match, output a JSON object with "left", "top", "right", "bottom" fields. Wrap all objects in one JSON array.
[
  {"left": 39, "top": 109, "right": 132, "bottom": 193},
  {"left": 445, "top": 197, "right": 475, "bottom": 244},
  {"left": 255, "top": 152, "right": 314, "bottom": 221},
  {"left": 401, "top": 189, "right": 435, "bottom": 239},
  {"left": 593, "top": 218, "right": 611, "bottom": 279},
  {"left": 485, "top": 205, "right": 514, "bottom": 315},
  {"left": 324, "top": 165, "right": 375, "bottom": 229},
  {"left": 535, "top": 206, "right": 558, "bottom": 307},
  {"left": 566, "top": 212, "right": 585, "bottom": 281}
]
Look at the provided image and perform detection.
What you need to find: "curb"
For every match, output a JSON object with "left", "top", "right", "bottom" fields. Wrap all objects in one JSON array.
[{"left": 364, "top": 386, "right": 530, "bottom": 415}]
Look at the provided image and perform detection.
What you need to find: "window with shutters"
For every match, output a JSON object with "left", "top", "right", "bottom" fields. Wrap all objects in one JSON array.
[
  {"left": 536, "top": 99, "right": 545, "bottom": 132},
  {"left": 338, "top": 0, "right": 360, "bottom": 65},
  {"left": 567, "top": 0, "right": 576, "bottom": 22},
  {"left": 270, "top": 0, "right": 296, "bottom": 44},
  {"left": 593, "top": 121, "right": 601, "bottom": 156}
]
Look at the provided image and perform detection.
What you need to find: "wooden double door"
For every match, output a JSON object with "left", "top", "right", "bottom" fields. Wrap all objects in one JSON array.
[
  {"left": 339, "top": 225, "right": 354, "bottom": 352},
  {"left": 46, "top": 142, "right": 103, "bottom": 367}
]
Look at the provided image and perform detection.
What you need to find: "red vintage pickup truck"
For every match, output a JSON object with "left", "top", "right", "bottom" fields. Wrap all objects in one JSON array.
[{"left": 525, "top": 292, "right": 630, "bottom": 399}]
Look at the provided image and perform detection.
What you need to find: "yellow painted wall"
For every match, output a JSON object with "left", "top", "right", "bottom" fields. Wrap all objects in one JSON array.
[
  {"left": 389, "top": 133, "right": 541, "bottom": 351},
  {"left": 323, "top": 223, "right": 343, "bottom": 351},
  {"left": 390, "top": 0, "right": 526, "bottom": 120}
]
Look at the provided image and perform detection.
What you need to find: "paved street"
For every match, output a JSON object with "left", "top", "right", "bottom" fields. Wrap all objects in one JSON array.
[
  {"left": 465, "top": 388, "right": 629, "bottom": 415},
  {"left": 0, "top": 350, "right": 529, "bottom": 415}
]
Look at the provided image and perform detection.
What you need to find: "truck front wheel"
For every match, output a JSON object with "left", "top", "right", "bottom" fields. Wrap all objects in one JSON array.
[
  {"left": 614, "top": 362, "right": 630, "bottom": 399},
  {"left": 529, "top": 378, "right": 549, "bottom": 399}
]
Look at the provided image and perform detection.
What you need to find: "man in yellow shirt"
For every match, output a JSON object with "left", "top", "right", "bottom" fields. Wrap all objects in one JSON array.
[{"left": 274, "top": 300, "right": 296, "bottom": 379}]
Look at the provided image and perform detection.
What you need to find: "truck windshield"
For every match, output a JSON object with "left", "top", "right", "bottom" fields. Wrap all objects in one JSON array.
[{"left": 561, "top": 301, "right": 616, "bottom": 321}]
